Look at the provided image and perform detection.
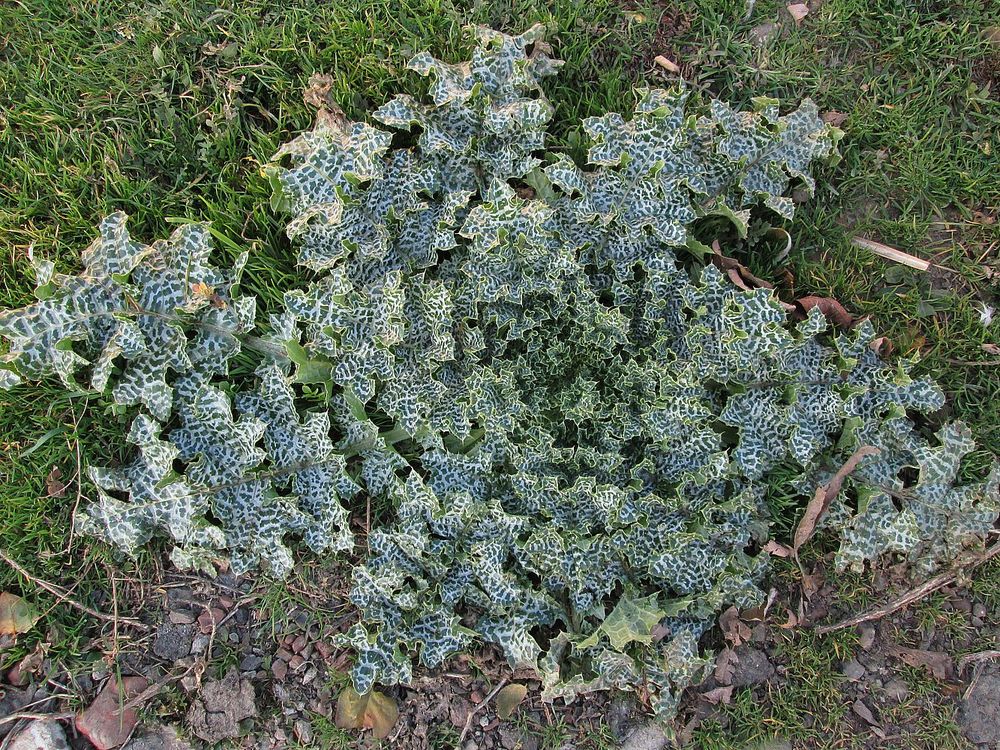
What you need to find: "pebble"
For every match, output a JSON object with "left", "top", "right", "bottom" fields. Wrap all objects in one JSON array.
[
  {"left": 288, "top": 654, "right": 305, "bottom": 671},
  {"left": 291, "top": 635, "right": 307, "bottom": 653},
  {"left": 7, "top": 720, "right": 69, "bottom": 750},
  {"left": 972, "top": 603, "right": 987, "bottom": 619},
  {"left": 315, "top": 641, "right": 333, "bottom": 659},
  {"left": 858, "top": 623, "right": 876, "bottom": 650},
  {"left": 239, "top": 655, "right": 263, "bottom": 672},
  {"left": 884, "top": 679, "right": 909, "bottom": 702},
  {"left": 272, "top": 660, "right": 288, "bottom": 681},
  {"left": 275, "top": 648, "right": 294, "bottom": 662},
  {"left": 168, "top": 610, "right": 195, "bottom": 625},
  {"left": 842, "top": 658, "right": 866, "bottom": 681},
  {"left": 190, "top": 635, "right": 210, "bottom": 655}
]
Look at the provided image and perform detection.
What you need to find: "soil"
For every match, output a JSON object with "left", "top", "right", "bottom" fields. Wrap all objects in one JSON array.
[{"left": 0, "top": 553, "right": 996, "bottom": 749}]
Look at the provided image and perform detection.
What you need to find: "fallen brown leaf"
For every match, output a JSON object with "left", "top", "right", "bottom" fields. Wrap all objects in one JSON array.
[
  {"left": 778, "top": 609, "right": 799, "bottom": 629},
  {"left": 45, "top": 466, "right": 66, "bottom": 497},
  {"left": 793, "top": 446, "right": 881, "bottom": 551},
  {"left": 763, "top": 540, "right": 794, "bottom": 558},
  {"left": 0, "top": 591, "right": 40, "bottom": 636},
  {"left": 889, "top": 646, "right": 953, "bottom": 680},
  {"left": 719, "top": 606, "right": 751, "bottom": 647},
  {"left": 714, "top": 647, "right": 739, "bottom": 685},
  {"left": 701, "top": 685, "right": 734, "bottom": 705},
  {"left": 495, "top": 684, "right": 527, "bottom": 720},
  {"left": 793, "top": 296, "right": 855, "bottom": 328},
  {"left": 822, "top": 110, "right": 848, "bottom": 127},
  {"left": 335, "top": 686, "right": 399, "bottom": 739}
]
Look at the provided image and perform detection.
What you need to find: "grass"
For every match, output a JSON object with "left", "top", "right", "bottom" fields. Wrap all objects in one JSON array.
[{"left": 0, "top": 0, "right": 997, "bottom": 746}]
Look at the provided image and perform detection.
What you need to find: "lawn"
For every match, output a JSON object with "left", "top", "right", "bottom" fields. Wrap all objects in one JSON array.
[{"left": 0, "top": 0, "right": 997, "bottom": 747}]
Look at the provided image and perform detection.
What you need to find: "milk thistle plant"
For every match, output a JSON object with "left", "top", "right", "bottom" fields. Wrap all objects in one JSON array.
[{"left": 1, "top": 25, "right": 996, "bottom": 720}]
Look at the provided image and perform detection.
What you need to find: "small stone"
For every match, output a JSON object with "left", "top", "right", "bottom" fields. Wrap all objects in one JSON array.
[
  {"left": 190, "top": 635, "right": 210, "bottom": 655},
  {"left": 960, "top": 667, "right": 1000, "bottom": 744},
  {"left": 884, "top": 679, "right": 908, "bottom": 702},
  {"left": 749, "top": 21, "right": 779, "bottom": 46},
  {"left": 7, "top": 720, "right": 70, "bottom": 750},
  {"left": 463, "top": 741, "right": 478, "bottom": 750},
  {"left": 291, "top": 635, "right": 308, "bottom": 653},
  {"left": 288, "top": 654, "right": 305, "bottom": 671},
  {"left": 314, "top": 641, "right": 333, "bottom": 659},
  {"left": 275, "top": 648, "right": 294, "bottom": 662},
  {"left": 271, "top": 660, "right": 288, "bottom": 681},
  {"left": 972, "top": 603, "right": 987, "bottom": 619},
  {"left": 301, "top": 667, "right": 317, "bottom": 686},
  {"left": 122, "top": 725, "right": 194, "bottom": 750},
  {"left": 842, "top": 659, "right": 866, "bottom": 681},
  {"left": 76, "top": 676, "right": 150, "bottom": 750},
  {"left": 731, "top": 647, "right": 774, "bottom": 687},
  {"left": 168, "top": 610, "right": 195, "bottom": 625},
  {"left": 239, "top": 655, "right": 263, "bottom": 672},
  {"left": 294, "top": 719, "right": 313, "bottom": 745},
  {"left": 153, "top": 623, "right": 195, "bottom": 662},
  {"left": 217, "top": 595, "right": 234, "bottom": 609},
  {"left": 0, "top": 687, "right": 29, "bottom": 739}
]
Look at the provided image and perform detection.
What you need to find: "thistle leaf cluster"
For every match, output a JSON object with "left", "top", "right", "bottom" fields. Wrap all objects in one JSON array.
[{"left": 1, "top": 25, "right": 996, "bottom": 719}]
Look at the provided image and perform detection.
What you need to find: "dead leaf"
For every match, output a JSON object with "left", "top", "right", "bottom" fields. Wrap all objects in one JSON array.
[
  {"left": 822, "top": 110, "right": 848, "bottom": 127},
  {"left": 786, "top": 3, "right": 810, "bottom": 23},
  {"left": 335, "top": 686, "right": 399, "bottom": 739},
  {"left": 0, "top": 591, "right": 40, "bottom": 636},
  {"left": 302, "top": 73, "right": 337, "bottom": 111},
  {"left": 714, "top": 647, "right": 739, "bottom": 685},
  {"left": 793, "top": 446, "right": 880, "bottom": 551},
  {"left": 888, "top": 646, "right": 952, "bottom": 680},
  {"left": 870, "top": 336, "right": 893, "bottom": 356},
  {"left": 495, "top": 683, "right": 527, "bottom": 719},
  {"left": 851, "top": 698, "right": 879, "bottom": 726},
  {"left": 711, "top": 245, "right": 774, "bottom": 290},
  {"left": 763, "top": 540, "right": 794, "bottom": 558},
  {"left": 653, "top": 55, "right": 680, "bottom": 73},
  {"left": 778, "top": 609, "right": 799, "bottom": 629},
  {"left": 851, "top": 237, "right": 932, "bottom": 271},
  {"left": 742, "top": 589, "right": 779, "bottom": 622},
  {"left": 719, "top": 606, "right": 751, "bottom": 647},
  {"left": 45, "top": 466, "right": 66, "bottom": 497},
  {"left": 801, "top": 570, "right": 824, "bottom": 601},
  {"left": 793, "top": 296, "right": 855, "bottom": 328},
  {"left": 701, "top": 685, "right": 734, "bottom": 705}
]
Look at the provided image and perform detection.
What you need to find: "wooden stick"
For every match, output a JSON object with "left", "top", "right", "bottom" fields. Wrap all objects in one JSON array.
[
  {"left": 0, "top": 548, "right": 148, "bottom": 631},
  {"left": 816, "top": 542, "right": 1000, "bottom": 635},
  {"left": 851, "top": 237, "right": 933, "bottom": 271}
]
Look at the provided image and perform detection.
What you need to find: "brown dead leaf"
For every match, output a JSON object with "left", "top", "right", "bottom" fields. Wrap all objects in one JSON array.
[
  {"left": 714, "top": 647, "right": 739, "bottom": 685},
  {"left": 495, "top": 683, "right": 528, "bottom": 719},
  {"left": 888, "top": 646, "right": 953, "bottom": 680},
  {"left": 303, "top": 73, "right": 337, "bottom": 111},
  {"left": 822, "top": 110, "right": 848, "bottom": 127},
  {"left": 801, "top": 570, "right": 824, "bottom": 601},
  {"left": 45, "top": 466, "right": 66, "bottom": 497},
  {"left": 793, "top": 446, "right": 881, "bottom": 551},
  {"left": 0, "top": 592, "right": 40, "bottom": 636},
  {"left": 778, "top": 609, "right": 799, "bottom": 629},
  {"left": 763, "top": 540, "right": 794, "bottom": 558},
  {"left": 793, "top": 296, "right": 855, "bottom": 328},
  {"left": 870, "top": 336, "right": 893, "bottom": 356},
  {"left": 711, "top": 247, "right": 774, "bottom": 290},
  {"left": 335, "top": 686, "right": 399, "bottom": 739},
  {"left": 701, "top": 685, "right": 734, "bottom": 705},
  {"left": 719, "top": 606, "right": 751, "bottom": 647},
  {"left": 786, "top": 3, "right": 810, "bottom": 23}
]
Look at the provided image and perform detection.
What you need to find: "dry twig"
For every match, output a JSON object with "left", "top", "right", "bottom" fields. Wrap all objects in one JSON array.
[
  {"left": 0, "top": 548, "right": 148, "bottom": 631},
  {"left": 457, "top": 677, "right": 510, "bottom": 745},
  {"left": 817, "top": 542, "right": 1000, "bottom": 635}
]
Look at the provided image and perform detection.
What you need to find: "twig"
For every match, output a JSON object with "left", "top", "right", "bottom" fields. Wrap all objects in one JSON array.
[
  {"left": 457, "top": 677, "right": 509, "bottom": 746},
  {"left": 816, "top": 542, "right": 1000, "bottom": 635},
  {"left": 851, "top": 237, "right": 934, "bottom": 271},
  {"left": 0, "top": 711, "right": 75, "bottom": 727},
  {"left": 958, "top": 650, "right": 1000, "bottom": 671},
  {"left": 0, "top": 548, "right": 148, "bottom": 631}
]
